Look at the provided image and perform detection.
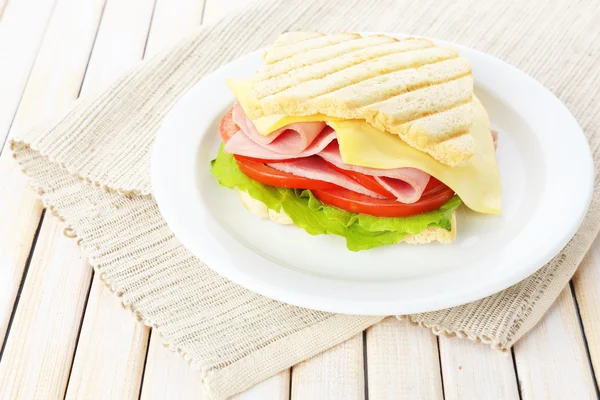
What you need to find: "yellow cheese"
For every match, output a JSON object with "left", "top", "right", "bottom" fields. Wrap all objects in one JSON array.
[
  {"left": 329, "top": 97, "right": 501, "bottom": 214},
  {"left": 228, "top": 79, "right": 501, "bottom": 214}
]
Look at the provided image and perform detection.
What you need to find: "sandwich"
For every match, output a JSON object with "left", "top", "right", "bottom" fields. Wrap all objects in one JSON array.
[{"left": 211, "top": 32, "right": 501, "bottom": 251}]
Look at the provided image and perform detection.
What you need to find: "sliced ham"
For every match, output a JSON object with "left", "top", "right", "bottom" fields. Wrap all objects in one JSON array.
[
  {"left": 224, "top": 127, "right": 337, "bottom": 160},
  {"left": 317, "top": 142, "right": 430, "bottom": 203},
  {"left": 232, "top": 103, "right": 326, "bottom": 154},
  {"left": 266, "top": 157, "right": 385, "bottom": 199},
  {"left": 374, "top": 177, "right": 422, "bottom": 204}
]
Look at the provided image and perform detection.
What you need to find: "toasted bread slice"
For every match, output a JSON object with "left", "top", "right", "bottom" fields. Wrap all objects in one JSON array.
[
  {"left": 242, "top": 32, "right": 475, "bottom": 166},
  {"left": 238, "top": 191, "right": 456, "bottom": 244}
]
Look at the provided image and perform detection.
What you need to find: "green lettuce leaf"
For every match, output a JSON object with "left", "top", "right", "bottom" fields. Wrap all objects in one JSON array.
[{"left": 211, "top": 145, "right": 461, "bottom": 251}]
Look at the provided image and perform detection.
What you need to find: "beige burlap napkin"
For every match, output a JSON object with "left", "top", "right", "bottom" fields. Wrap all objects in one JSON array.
[{"left": 10, "top": 0, "right": 600, "bottom": 398}]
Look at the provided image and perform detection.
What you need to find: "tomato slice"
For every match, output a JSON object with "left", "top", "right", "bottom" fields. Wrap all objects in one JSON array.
[
  {"left": 312, "top": 185, "right": 455, "bottom": 217},
  {"left": 218, "top": 107, "right": 238, "bottom": 142},
  {"left": 423, "top": 176, "right": 446, "bottom": 193},
  {"left": 321, "top": 160, "right": 396, "bottom": 198},
  {"left": 234, "top": 155, "right": 340, "bottom": 191}
]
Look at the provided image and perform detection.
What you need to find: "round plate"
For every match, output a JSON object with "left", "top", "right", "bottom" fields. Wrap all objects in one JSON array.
[{"left": 151, "top": 33, "right": 594, "bottom": 315}]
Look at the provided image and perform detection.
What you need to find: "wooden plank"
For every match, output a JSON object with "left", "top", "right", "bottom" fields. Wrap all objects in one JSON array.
[
  {"left": 573, "top": 235, "right": 600, "bottom": 384},
  {"left": 290, "top": 334, "right": 364, "bottom": 400},
  {"left": 202, "top": 0, "right": 254, "bottom": 24},
  {"left": 65, "top": 277, "right": 150, "bottom": 399},
  {"left": 0, "top": 218, "right": 93, "bottom": 399},
  {"left": 0, "top": 0, "right": 56, "bottom": 149},
  {"left": 232, "top": 371, "right": 291, "bottom": 400},
  {"left": 513, "top": 286, "right": 597, "bottom": 400},
  {"left": 0, "top": 0, "right": 56, "bottom": 343},
  {"left": 0, "top": 0, "right": 105, "bottom": 346},
  {"left": 439, "top": 334, "right": 519, "bottom": 399},
  {"left": 366, "top": 317, "right": 443, "bottom": 400},
  {"left": 140, "top": 334, "right": 209, "bottom": 400},
  {"left": 81, "top": 0, "right": 153, "bottom": 95},
  {"left": 144, "top": 0, "right": 204, "bottom": 56}
]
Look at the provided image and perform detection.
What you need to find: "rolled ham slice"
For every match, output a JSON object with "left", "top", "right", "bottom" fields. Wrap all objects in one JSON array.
[
  {"left": 318, "top": 142, "right": 430, "bottom": 203},
  {"left": 224, "top": 127, "right": 337, "bottom": 160},
  {"left": 266, "top": 157, "right": 385, "bottom": 199},
  {"left": 232, "top": 103, "right": 326, "bottom": 154}
]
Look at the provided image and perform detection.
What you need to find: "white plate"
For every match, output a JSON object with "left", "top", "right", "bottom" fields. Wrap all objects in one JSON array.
[{"left": 151, "top": 33, "right": 594, "bottom": 315}]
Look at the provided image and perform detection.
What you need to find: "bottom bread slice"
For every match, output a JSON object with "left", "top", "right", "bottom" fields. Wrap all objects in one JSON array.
[{"left": 238, "top": 190, "right": 457, "bottom": 244}]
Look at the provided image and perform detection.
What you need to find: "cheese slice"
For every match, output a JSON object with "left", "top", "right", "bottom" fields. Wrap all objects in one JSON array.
[{"left": 228, "top": 79, "right": 501, "bottom": 214}]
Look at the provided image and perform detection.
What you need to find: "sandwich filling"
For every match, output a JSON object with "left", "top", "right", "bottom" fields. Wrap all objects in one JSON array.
[{"left": 210, "top": 32, "right": 502, "bottom": 250}]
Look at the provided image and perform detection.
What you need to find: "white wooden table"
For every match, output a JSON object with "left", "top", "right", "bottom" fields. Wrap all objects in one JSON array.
[{"left": 0, "top": 1, "right": 599, "bottom": 398}]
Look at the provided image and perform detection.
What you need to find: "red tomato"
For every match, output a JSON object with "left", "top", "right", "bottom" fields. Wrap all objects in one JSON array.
[
  {"left": 423, "top": 176, "right": 447, "bottom": 193},
  {"left": 234, "top": 155, "right": 340, "bottom": 191},
  {"left": 312, "top": 185, "right": 455, "bottom": 217},
  {"left": 218, "top": 107, "right": 238, "bottom": 142}
]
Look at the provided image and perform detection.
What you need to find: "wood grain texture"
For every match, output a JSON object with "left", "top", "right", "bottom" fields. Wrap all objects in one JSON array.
[
  {"left": 291, "top": 334, "right": 364, "bottom": 400},
  {"left": 0, "top": 218, "right": 92, "bottom": 399},
  {"left": 0, "top": 0, "right": 56, "bottom": 149},
  {"left": 439, "top": 334, "right": 519, "bottom": 400},
  {"left": 513, "top": 286, "right": 597, "bottom": 400},
  {"left": 366, "top": 317, "right": 443, "bottom": 400},
  {"left": 0, "top": 0, "right": 105, "bottom": 347},
  {"left": 65, "top": 277, "right": 150, "bottom": 400},
  {"left": 573, "top": 235, "right": 600, "bottom": 384}
]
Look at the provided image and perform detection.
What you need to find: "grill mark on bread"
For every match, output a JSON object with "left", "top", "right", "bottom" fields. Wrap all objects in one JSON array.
[
  {"left": 257, "top": 36, "right": 397, "bottom": 80},
  {"left": 299, "top": 56, "right": 466, "bottom": 103},
  {"left": 363, "top": 75, "right": 473, "bottom": 128},
  {"left": 406, "top": 101, "right": 473, "bottom": 139},
  {"left": 316, "top": 59, "right": 471, "bottom": 107},
  {"left": 254, "top": 40, "right": 439, "bottom": 99},
  {"left": 255, "top": 54, "right": 467, "bottom": 119},
  {"left": 404, "top": 97, "right": 473, "bottom": 124}
]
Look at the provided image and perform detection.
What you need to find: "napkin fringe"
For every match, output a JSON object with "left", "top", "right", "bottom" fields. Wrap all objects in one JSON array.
[{"left": 10, "top": 139, "right": 149, "bottom": 198}]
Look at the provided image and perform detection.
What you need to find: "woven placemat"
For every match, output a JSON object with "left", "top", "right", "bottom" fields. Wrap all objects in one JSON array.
[{"left": 10, "top": 0, "right": 600, "bottom": 398}]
